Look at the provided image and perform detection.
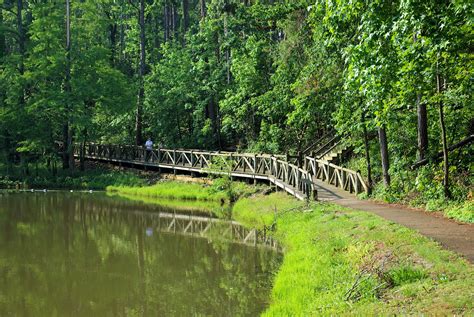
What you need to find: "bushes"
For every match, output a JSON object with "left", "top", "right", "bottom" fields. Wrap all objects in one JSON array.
[
  {"left": 444, "top": 201, "right": 474, "bottom": 223},
  {"left": 359, "top": 162, "right": 473, "bottom": 223},
  {"left": 0, "top": 164, "right": 144, "bottom": 190}
]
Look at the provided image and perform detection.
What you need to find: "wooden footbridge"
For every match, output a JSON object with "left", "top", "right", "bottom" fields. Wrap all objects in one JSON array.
[{"left": 74, "top": 142, "right": 368, "bottom": 200}]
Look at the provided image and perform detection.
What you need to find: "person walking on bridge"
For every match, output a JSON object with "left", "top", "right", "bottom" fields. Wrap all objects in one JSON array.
[{"left": 145, "top": 137, "right": 153, "bottom": 162}]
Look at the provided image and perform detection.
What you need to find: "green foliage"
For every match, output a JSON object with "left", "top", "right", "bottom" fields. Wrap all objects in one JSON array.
[
  {"left": 366, "top": 162, "right": 473, "bottom": 223},
  {"left": 0, "top": 163, "right": 144, "bottom": 189},
  {"left": 0, "top": 0, "right": 471, "bottom": 211},
  {"left": 444, "top": 201, "right": 474, "bottom": 223},
  {"left": 387, "top": 266, "right": 428, "bottom": 287}
]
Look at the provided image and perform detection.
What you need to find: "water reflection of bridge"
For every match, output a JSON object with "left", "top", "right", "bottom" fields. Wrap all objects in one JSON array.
[
  {"left": 61, "top": 192, "right": 280, "bottom": 250},
  {"left": 11, "top": 191, "right": 280, "bottom": 250},
  {"left": 144, "top": 212, "right": 279, "bottom": 250}
]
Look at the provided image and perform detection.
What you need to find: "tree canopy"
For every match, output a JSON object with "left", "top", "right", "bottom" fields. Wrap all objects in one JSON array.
[{"left": 1, "top": 0, "right": 472, "bottom": 200}]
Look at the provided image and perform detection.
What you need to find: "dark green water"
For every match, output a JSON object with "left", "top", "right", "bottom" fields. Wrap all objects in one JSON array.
[{"left": 0, "top": 192, "right": 280, "bottom": 316}]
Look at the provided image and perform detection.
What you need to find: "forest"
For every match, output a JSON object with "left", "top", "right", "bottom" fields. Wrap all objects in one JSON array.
[{"left": 0, "top": 0, "right": 472, "bottom": 212}]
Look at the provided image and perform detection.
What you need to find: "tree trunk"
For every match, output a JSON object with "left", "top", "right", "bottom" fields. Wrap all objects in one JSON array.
[
  {"left": 79, "top": 129, "right": 87, "bottom": 171},
  {"left": 0, "top": 8, "right": 5, "bottom": 60},
  {"left": 207, "top": 97, "right": 221, "bottom": 149},
  {"left": 172, "top": 3, "right": 178, "bottom": 39},
  {"left": 154, "top": 14, "right": 161, "bottom": 49},
  {"left": 182, "top": 0, "right": 189, "bottom": 33},
  {"left": 362, "top": 113, "right": 373, "bottom": 195},
  {"left": 120, "top": 12, "right": 125, "bottom": 61},
  {"left": 62, "top": 123, "right": 70, "bottom": 169},
  {"left": 17, "top": 0, "right": 25, "bottom": 107},
  {"left": 378, "top": 125, "right": 390, "bottom": 187},
  {"left": 17, "top": 0, "right": 25, "bottom": 72},
  {"left": 135, "top": 0, "right": 146, "bottom": 146},
  {"left": 417, "top": 94, "right": 428, "bottom": 160},
  {"left": 68, "top": 127, "right": 74, "bottom": 170},
  {"left": 414, "top": 32, "right": 428, "bottom": 160},
  {"left": 163, "top": 2, "right": 169, "bottom": 42},
  {"left": 437, "top": 70, "right": 450, "bottom": 198},
  {"left": 109, "top": 21, "right": 117, "bottom": 65},
  {"left": 224, "top": 14, "right": 231, "bottom": 84},
  {"left": 200, "top": 0, "right": 206, "bottom": 19},
  {"left": 63, "top": 0, "right": 73, "bottom": 170}
]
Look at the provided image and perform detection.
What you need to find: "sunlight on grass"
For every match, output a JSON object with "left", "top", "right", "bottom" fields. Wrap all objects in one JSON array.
[{"left": 107, "top": 181, "right": 227, "bottom": 202}]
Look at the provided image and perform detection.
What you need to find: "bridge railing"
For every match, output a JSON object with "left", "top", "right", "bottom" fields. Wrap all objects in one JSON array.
[
  {"left": 75, "top": 143, "right": 367, "bottom": 199},
  {"left": 304, "top": 156, "right": 367, "bottom": 195}
]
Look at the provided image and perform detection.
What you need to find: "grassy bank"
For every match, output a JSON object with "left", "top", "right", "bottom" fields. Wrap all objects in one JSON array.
[
  {"left": 103, "top": 182, "right": 473, "bottom": 314},
  {"left": 233, "top": 194, "right": 473, "bottom": 315},
  {"left": 107, "top": 180, "right": 259, "bottom": 203}
]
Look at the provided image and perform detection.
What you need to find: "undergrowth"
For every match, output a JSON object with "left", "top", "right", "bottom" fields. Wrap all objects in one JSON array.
[
  {"left": 0, "top": 164, "right": 144, "bottom": 190},
  {"left": 345, "top": 157, "right": 473, "bottom": 223}
]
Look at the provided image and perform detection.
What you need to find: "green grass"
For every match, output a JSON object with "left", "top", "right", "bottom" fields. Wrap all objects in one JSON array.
[
  {"left": 232, "top": 194, "right": 473, "bottom": 316},
  {"left": 107, "top": 177, "right": 264, "bottom": 204},
  {"left": 107, "top": 181, "right": 228, "bottom": 202},
  {"left": 232, "top": 192, "right": 305, "bottom": 230}
]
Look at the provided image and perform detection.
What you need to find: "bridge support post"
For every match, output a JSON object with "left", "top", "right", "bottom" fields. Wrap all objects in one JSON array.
[{"left": 311, "top": 175, "right": 318, "bottom": 201}]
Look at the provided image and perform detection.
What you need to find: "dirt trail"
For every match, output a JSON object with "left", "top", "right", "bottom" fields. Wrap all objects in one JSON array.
[{"left": 313, "top": 180, "right": 474, "bottom": 263}]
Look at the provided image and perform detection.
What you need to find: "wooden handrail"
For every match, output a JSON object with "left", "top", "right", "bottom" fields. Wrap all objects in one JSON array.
[{"left": 73, "top": 142, "right": 369, "bottom": 199}]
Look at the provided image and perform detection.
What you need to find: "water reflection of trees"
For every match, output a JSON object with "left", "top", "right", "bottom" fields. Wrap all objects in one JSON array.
[{"left": 0, "top": 192, "right": 281, "bottom": 316}]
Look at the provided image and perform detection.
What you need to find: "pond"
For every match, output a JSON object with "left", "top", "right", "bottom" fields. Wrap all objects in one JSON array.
[{"left": 0, "top": 192, "right": 281, "bottom": 316}]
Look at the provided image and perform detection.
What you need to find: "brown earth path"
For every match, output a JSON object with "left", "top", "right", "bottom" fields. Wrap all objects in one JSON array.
[{"left": 313, "top": 179, "right": 474, "bottom": 263}]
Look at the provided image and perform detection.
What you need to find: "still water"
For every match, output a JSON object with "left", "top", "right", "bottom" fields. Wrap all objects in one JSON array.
[{"left": 0, "top": 192, "right": 280, "bottom": 316}]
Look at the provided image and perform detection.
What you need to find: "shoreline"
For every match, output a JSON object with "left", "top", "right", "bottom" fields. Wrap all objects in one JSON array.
[{"left": 109, "top": 186, "right": 473, "bottom": 315}]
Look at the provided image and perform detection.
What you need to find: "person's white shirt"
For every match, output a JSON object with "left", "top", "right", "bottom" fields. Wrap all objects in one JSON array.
[{"left": 145, "top": 139, "right": 153, "bottom": 150}]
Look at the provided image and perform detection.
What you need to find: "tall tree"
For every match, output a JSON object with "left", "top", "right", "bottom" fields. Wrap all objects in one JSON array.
[
  {"left": 63, "top": 0, "right": 73, "bottom": 169},
  {"left": 437, "top": 62, "right": 449, "bottom": 198},
  {"left": 135, "top": 0, "right": 146, "bottom": 145}
]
